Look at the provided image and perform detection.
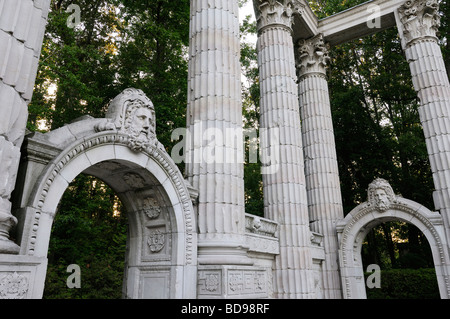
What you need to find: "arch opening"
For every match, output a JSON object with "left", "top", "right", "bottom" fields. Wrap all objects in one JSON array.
[
  {"left": 337, "top": 179, "right": 450, "bottom": 299},
  {"left": 37, "top": 156, "right": 189, "bottom": 298},
  {"left": 361, "top": 220, "right": 440, "bottom": 299},
  {"left": 44, "top": 174, "right": 128, "bottom": 299}
]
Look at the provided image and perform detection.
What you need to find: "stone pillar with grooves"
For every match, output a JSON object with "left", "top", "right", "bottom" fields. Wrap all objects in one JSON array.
[
  {"left": 253, "top": 0, "right": 315, "bottom": 298},
  {"left": 396, "top": 0, "right": 450, "bottom": 251},
  {"left": 296, "top": 34, "right": 344, "bottom": 299},
  {"left": 186, "top": 0, "right": 249, "bottom": 266},
  {"left": 0, "top": 0, "right": 51, "bottom": 254}
]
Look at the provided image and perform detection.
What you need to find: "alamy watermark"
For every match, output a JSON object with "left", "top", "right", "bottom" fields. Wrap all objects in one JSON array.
[
  {"left": 367, "top": 4, "right": 381, "bottom": 29},
  {"left": 366, "top": 264, "right": 381, "bottom": 289},
  {"left": 66, "top": 4, "right": 81, "bottom": 29},
  {"left": 171, "top": 126, "right": 281, "bottom": 175},
  {"left": 66, "top": 264, "right": 81, "bottom": 289}
]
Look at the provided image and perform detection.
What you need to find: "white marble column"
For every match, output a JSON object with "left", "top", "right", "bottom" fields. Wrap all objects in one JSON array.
[
  {"left": 396, "top": 0, "right": 450, "bottom": 250},
  {"left": 254, "top": 0, "right": 315, "bottom": 298},
  {"left": 186, "top": 0, "right": 249, "bottom": 265},
  {"left": 296, "top": 34, "right": 344, "bottom": 299},
  {"left": 0, "top": 0, "right": 51, "bottom": 253}
]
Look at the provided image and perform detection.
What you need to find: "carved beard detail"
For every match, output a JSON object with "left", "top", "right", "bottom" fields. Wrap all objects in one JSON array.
[
  {"left": 124, "top": 104, "right": 156, "bottom": 152},
  {"left": 375, "top": 197, "right": 390, "bottom": 212},
  {"left": 127, "top": 127, "right": 152, "bottom": 152}
]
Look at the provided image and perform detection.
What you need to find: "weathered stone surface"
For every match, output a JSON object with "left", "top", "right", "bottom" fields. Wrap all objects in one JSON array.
[
  {"left": 186, "top": 0, "right": 249, "bottom": 270},
  {"left": 255, "top": 0, "right": 316, "bottom": 299},
  {"left": 397, "top": 0, "right": 450, "bottom": 263},
  {"left": 296, "top": 33, "right": 344, "bottom": 299},
  {"left": 337, "top": 179, "right": 450, "bottom": 299},
  {"left": 2, "top": 0, "right": 450, "bottom": 300}
]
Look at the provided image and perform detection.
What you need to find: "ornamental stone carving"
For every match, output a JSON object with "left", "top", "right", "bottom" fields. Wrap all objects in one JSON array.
[
  {"left": 296, "top": 34, "right": 330, "bottom": 77},
  {"left": 397, "top": 0, "right": 441, "bottom": 45},
  {"left": 0, "top": 272, "right": 28, "bottom": 299},
  {"left": 147, "top": 229, "right": 166, "bottom": 253},
  {"left": 96, "top": 88, "right": 160, "bottom": 152},
  {"left": 0, "top": 137, "right": 20, "bottom": 254},
  {"left": 205, "top": 273, "right": 220, "bottom": 292},
  {"left": 141, "top": 197, "right": 161, "bottom": 219},
  {"left": 123, "top": 172, "right": 146, "bottom": 189},
  {"left": 367, "top": 178, "right": 397, "bottom": 213},
  {"left": 254, "top": 0, "right": 305, "bottom": 31}
]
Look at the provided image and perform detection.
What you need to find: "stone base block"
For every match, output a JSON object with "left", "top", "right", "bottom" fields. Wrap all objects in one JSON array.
[
  {"left": 197, "top": 265, "right": 272, "bottom": 299},
  {"left": 0, "top": 254, "right": 47, "bottom": 299}
]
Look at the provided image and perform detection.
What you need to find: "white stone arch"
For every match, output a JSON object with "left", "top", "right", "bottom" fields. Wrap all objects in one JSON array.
[
  {"left": 337, "top": 193, "right": 450, "bottom": 299},
  {"left": 16, "top": 130, "right": 198, "bottom": 299},
  {"left": 13, "top": 89, "right": 198, "bottom": 299}
]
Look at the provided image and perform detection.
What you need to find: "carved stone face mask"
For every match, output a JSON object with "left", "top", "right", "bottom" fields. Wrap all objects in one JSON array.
[
  {"left": 374, "top": 188, "right": 390, "bottom": 212},
  {"left": 131, "top": 107, "right": 154, "bottom": 139}
]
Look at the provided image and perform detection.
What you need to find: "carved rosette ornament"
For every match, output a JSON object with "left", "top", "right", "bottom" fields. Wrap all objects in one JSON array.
[
  {"left": 95, "top": 88, "right": 161, "bottom": 152},
  {"left": 0, "top": 272, "right": 28, "bottom": 299},
  {"left": 254, "top": 0, "right": 305, "bottom": 32},
  {"left": 141, "top": 197, "right": 161, "bottom": 219},
  {"left": 205, "top": 273, "right": 220, "bottom": 292},
  {"left": 147, "top": 229, "right": 165, "bottom": 253},
  {"left": 398, "top": 0, "right": 441, "bottom": 45},
  {"left": 367, "top": 178, "right": 397, "bottom": 213},
  {"left": 296, "top": 34, "right": 330, "bottom": 77}
]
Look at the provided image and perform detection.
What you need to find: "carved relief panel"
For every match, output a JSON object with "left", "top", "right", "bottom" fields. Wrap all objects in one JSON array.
[
  {"left": 134, "top": 188, "right": 172, "bottom": 262},
  {"left": 198, "top": 267, "right": 271, "bottom": 298},
  {"left": 0, "top": 272, "right": 29, "bottom": 299}
]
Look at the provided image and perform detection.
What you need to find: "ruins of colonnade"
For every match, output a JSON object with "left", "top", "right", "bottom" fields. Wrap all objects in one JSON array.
[{"left": 0, "top": 0, "right": 449, "bottom": 299}]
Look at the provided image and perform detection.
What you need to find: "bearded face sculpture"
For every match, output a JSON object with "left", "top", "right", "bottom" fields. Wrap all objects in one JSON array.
[
  {"left": 367, "top": 178, "right": 396, "bottom": 212},
  {"left": 123, "top": 100, "right": 156, "bottom": 152},
  {"left": 97, "top": 88, "right": 158, "bottom": 152}
]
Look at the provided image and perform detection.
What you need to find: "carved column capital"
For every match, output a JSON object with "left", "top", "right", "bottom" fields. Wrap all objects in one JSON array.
[
  {"left": 254, "top": 0, "right": 306, "bottom": 32},
  {"left": 296, "top": 34, "right": 330, "bottom": 78},
  {"left": 397, "top": 0, "right": 441, "bottom": 46}
]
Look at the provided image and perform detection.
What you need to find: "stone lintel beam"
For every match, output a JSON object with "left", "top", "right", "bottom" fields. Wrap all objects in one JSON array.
[{"left": 318, "top": 0, "right": 404, "bottom": 47}]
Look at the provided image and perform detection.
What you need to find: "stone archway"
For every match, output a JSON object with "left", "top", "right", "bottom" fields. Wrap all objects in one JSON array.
[
  {"left": 336, "top": 179, "right": 450, "bottom": 299},
  {"left": 13, "top": 89, "right": 198, "bottom": 299}
]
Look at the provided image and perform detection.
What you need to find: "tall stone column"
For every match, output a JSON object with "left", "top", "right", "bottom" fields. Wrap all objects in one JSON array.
[
  {"left": 254, "top": 0, "right": 315, "bottom": 298},
  {"left": 186, "top": 0, "right": 249, "bottom": 265},
  {"left": 0, "top": 0, "right": 51, "bottom": 254},
  {"left": 396, "top": 0, "right": 450, "bottom": 248},
  {"left": 296, "top": 34, "right": 344, "bottom": 299}
]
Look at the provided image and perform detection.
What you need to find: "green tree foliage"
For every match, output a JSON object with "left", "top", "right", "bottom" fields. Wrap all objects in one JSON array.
[
  {"left": 115, "top": 0, "right": 190, "bottom": 150},
  {"left": 32, "top": 0, "right": 190, "bottom": 298},
  {"left": 311, "top": 0, "right": 448, "bottom": 284},
  {"left": 240, "top": 11, "right": 263, "bottom": 216},
  {"left": 44, "top": 175, "right": 127, "bottom": 299},
  {"left": 29, "top": 0, "right": 190, "bottom": 150},
  {"left": 365, "top": 268, "right": 440, "bottom": 299}
]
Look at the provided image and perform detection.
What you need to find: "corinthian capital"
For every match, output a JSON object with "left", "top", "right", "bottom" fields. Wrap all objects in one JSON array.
[
  {"left": 296, "top": 34, "right": 330, "bottom": 77},
  {"left": 397, "top": 0, "right": 441, "bottom": 45},
  {"left": 254, "top": 0, "right": 306, "bottom": 32}
]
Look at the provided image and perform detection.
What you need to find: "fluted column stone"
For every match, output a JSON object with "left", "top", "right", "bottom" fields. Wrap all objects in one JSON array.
[
  {"left": 397, "top": 0, "right": 450, "bottom": 250},
  {"left": 0, "top": 0, "right": 51, "bottom": 254},
  {"left": 254, "top": 0, "right": 315, "bottom": 298},
  {"left": 296, "top": 34, "right": 344, "bottom": 299},
  {"left": 186, "top": 0, "right": 249, "bottom": 265}
]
